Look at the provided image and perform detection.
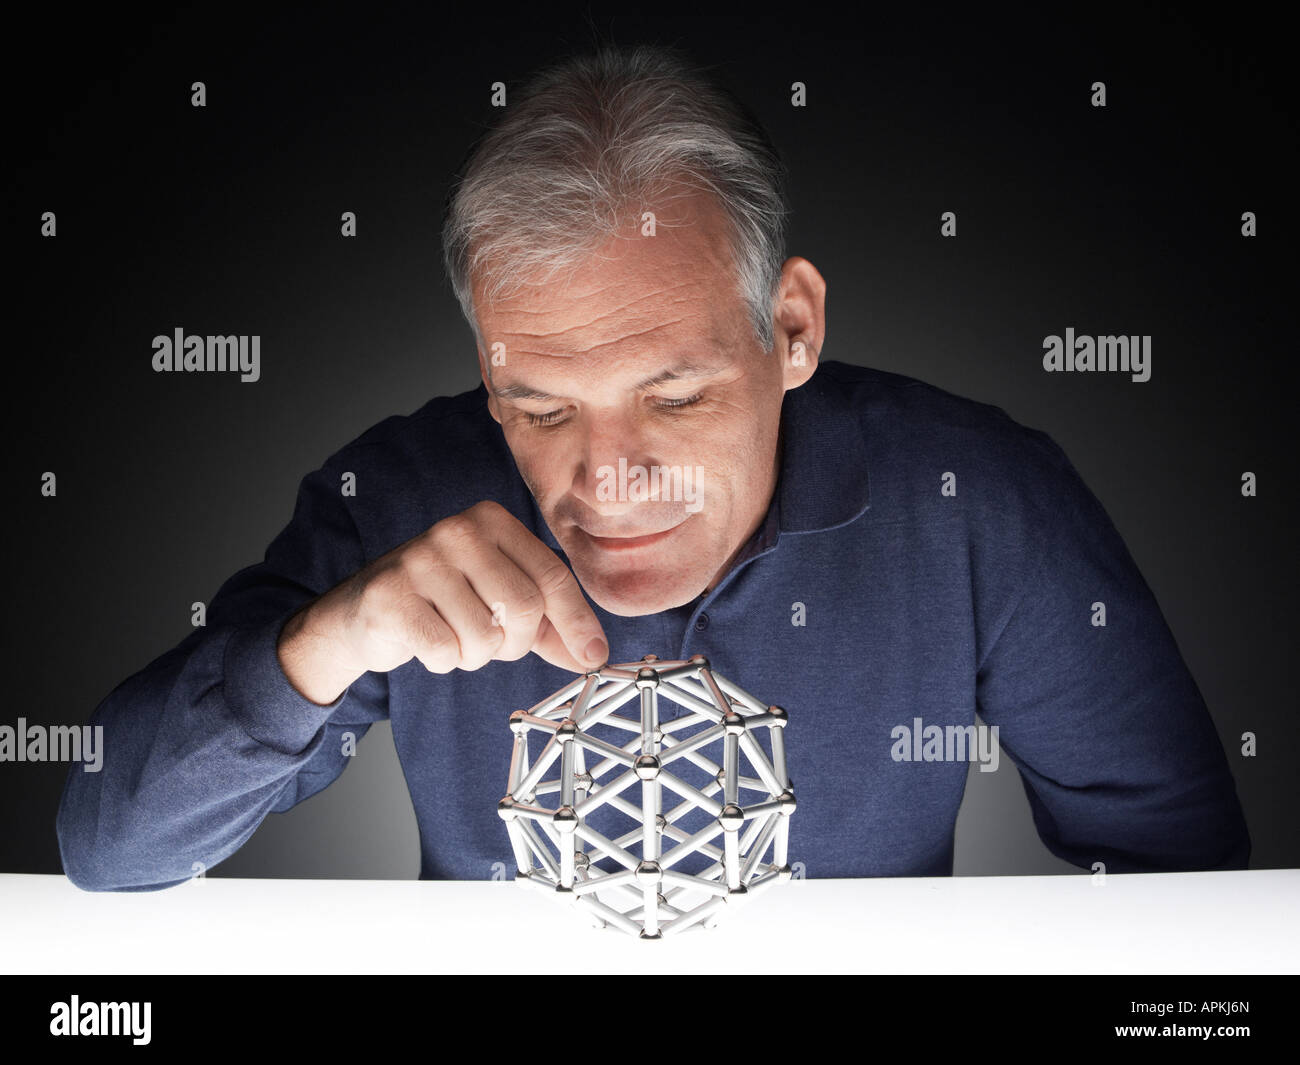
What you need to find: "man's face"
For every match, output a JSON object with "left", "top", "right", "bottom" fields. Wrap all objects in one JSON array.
[{"left": 474, "top": 188, "right": 814, "bottom": 616}]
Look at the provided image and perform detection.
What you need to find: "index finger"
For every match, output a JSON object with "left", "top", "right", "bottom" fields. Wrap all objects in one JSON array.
[{"left": 487, "top": 510, "right": 608, "bottom": 670}]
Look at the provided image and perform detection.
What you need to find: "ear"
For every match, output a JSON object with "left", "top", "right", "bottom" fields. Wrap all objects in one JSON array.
[{"left": 772, "top": 256, "right": 827, "bottom": 391}]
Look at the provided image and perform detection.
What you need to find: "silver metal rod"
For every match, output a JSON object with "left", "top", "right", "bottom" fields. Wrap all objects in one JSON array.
[
  {"left": 569, "top": 673, "right": 602, "bottom": 721},
  {"left": 657, "top": 770, "right": 724, "bottom": 817},
  {"left": 660, "top": 869, "right": 729, "bottom": 897},
  {"left": 771, "top": 722, "right": 788, "bottom": 786},
  {"left": 658, "top": 732, "right": 723, "bottom": 781},
  {"left": 661, "top": 895, "right": 725, "bottom": 937},
  {"left": 508, "top": 801, "right": 558, "bottom": 821},
  {"left": 506, "top": 821, "right": 531, "bottom": 873},
  {"left": 697, "top": 668, "right": 737, "bottom": 720},
  {"left": 559, "top": 738, "right": 575, "bottom": 809},
  {"left": 573, "top": 824, "right": 640, "bottom": 872},
  {"left": 642, "top": 884, "right": 659, "bottom": 937},
  {"left": 739, "top": 731, "right": 784, "bottom": 796},
  {"left": 640, "top": 685, "right": 657, "bottom": 752},
  {"left": 658, "top": 820, "right": 726, "bottom": 871},
  {"left": 573, "top": 768, "right": 637, "bottom": 818},
  {"left": 641, "top": 779, "right": 658, "bottom": 860},
  {"left": 723, "top": 732, "right": 739, "bottom": 806},
  {"left": 650, "top": 661, "right": 702, "bottom": 683},
  {"left": 657, "top": 679, "right": 727, "bottom": 721},
  {"left": 577, "top": 682, "right": 640, "bottom": 727},
  {"left": 571, "top": 731, "right": 639, "bottom": 768},
  {"left": 592, "top": 713, "right": 643, "bottom": 734},
  {"left": 514, "top": 735, "right": 563, "bottom": 798},
  {"left": 517, "top": 819, "right": 560, "bottom": 880},
  {"left": 741, "top": 813, "right": 781, "bottom": 880},
  {"left": 710, "top": 670, "right": 768, "bottom": 714},
  {"left": 742, "top": 799, "right": 783, "bottom": 820},
  {"left": 724, "top": 829, "right": 740, "bottom": 890},
  {"left": 571, "top": 867, "right": 636, "bottom": 896},
  {"left": 507, "top": 731, "right": 527, "bottom": 793},
  {"left": 524, "top": 675, "right": 590, "bottom": 718},
  {"left": 743, "top": 867, "right": 782, "bottom": 894},
  {"left": 513, "top": 712, "right": 561, "bottom": 732},
  {"left": 659, "top": 711, "right": 713, "bottom": 734},
  {"left": 657, "top": 724, "right": 725, "bottom": 767},
  {"left": 575, "top": 894, "right": 643, "bottom": 936}
]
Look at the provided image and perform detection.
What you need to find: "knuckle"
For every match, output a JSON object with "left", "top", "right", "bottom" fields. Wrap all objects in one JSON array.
[
  {"left": 468, "top": 499, "right": 507, "bottom": 521},
  {"left": 534, "top": 560, "right": 577, "bottom": 598},
  {"left": 405, "top": 602, "right": 456, "bottom": 656},
  {"left": 361, "top": 609, "right": 388, "bottom": 643},
  {"left": 357, "top": 569, "right": 401, "bottom": 616},
  {"left": 505, "top": 583, "right": 546, "bottom": 624},
  {"left": 398, "top": 544, "right": 436, "bottom": 581},
  {"left": 432, "top": 512, "right": 477, "bottom": 546}
]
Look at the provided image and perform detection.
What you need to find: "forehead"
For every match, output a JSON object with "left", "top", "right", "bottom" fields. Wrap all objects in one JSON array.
[{"left": 474, "top": 189, "right": 747, "bottom": 382}]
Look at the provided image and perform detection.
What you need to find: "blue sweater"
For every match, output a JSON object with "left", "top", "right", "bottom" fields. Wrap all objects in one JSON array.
[{"left": 56, "top": 361, "right": 1250, "bottom": 890}]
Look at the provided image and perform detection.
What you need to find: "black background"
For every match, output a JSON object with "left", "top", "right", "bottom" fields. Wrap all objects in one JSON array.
[{"left": 6, "top": 0, "right": 1295, "bottom": 877}]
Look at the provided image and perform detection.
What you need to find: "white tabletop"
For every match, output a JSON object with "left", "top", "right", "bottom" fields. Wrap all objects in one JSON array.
[{"left": 2, "top": 869, "right": 1295, "bottom": 974}]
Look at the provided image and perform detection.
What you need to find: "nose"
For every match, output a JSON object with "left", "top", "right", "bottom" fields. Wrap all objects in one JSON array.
[{"left": 572, "top": 407, "right": 667, "bottom": 513}]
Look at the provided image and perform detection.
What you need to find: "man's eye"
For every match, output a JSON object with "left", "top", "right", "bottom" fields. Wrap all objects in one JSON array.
[
  {"left": 654, "top": 393, "right": 703, "bottom": 411},
  {"left": 524, "top": 394, "right": 702, "bottom": 428}
]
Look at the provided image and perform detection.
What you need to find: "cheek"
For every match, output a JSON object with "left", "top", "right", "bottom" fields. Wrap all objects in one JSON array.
[{"left": 505, "top": 434, "right": 562, "bottom": 500}]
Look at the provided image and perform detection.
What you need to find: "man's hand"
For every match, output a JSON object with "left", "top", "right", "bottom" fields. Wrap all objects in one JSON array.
[{"left": 276, "top": 501, "right": 608, "bottom": 705}]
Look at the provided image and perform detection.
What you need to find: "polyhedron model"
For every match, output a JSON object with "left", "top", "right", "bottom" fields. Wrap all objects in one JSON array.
[{"left": 498, "top": 653, "right": 795, "bottom": 938}]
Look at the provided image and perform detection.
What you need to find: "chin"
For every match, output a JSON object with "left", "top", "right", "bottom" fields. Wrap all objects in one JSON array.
[{"left": 572, "top": 560, "right": 707, "bottom": 617}]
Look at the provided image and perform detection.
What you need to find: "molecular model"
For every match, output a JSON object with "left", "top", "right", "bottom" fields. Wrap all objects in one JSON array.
[{"left": 497, "top": 654, "right": 796, "bottom": 938}]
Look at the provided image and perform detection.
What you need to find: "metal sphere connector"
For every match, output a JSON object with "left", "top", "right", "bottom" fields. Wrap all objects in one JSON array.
[
  {"left": 553, "top": 805, "right": 579, "bottom": 832},
  {"left": 634, "top": 754, "right": 661, "bottom": 780},
  {"left": 767, "top": 705, "right": 788, "bottom": 728},
  {"left": 635, "top": 860, "right": 662, "bottom": 885},
  {"left": 555, "top": 718, "right": 579, "bottom": 743},
  {"left": 635, "top": 668, "right": 659, "bottom": 689},
  {"left": 496, "top": 796, "right": 518, "bottom": 822},
  {"left": 718, "top": 803, "right": 745, "bottom": 831},
  {"left": 723, "top": 713, "right": 746, "bottom": 736},
  {"left": 778, "top": 790, "right": 797, "bottom": 816}
]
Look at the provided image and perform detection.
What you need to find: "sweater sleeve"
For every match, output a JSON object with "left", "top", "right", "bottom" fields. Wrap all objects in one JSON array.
[
  {"left": 56, "top": 457, "right": 389, "bottom": 892},
  {"left": 973, "top": 432, "right": 1251, "bottom": 874}
]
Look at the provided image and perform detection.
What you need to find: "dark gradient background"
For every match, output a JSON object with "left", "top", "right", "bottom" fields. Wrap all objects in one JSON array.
[{"left": 7, "top": 2, "right": 1295, "bottom": 879}]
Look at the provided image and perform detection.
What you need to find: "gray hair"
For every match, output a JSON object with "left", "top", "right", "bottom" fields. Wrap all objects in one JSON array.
[{"left": 441, "top": 44, "right": 790, "bottom": 353}]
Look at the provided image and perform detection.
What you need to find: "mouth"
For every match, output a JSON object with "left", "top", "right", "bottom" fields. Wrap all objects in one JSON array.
[{"left": 580, "top": 519, "right": 688, "bottom": 552}]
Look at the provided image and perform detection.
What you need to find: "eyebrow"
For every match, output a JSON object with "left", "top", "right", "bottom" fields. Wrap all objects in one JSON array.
[{"left": 491, "top": 361, "right": 726, "bottom": 402}]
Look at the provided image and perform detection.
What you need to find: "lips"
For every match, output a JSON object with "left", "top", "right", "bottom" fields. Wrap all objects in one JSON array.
[{"left": 581, "top": 520, "right": 686, "bottom": 551}]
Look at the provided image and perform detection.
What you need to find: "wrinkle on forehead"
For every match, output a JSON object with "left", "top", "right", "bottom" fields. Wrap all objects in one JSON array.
[{"left": 473, "top": 187, "right": 743, "bottom": 350}]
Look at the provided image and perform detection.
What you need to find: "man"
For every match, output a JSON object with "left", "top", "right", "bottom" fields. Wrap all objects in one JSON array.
[{"left": 57, "top": 44, "right": 1249, "bottom": 891}]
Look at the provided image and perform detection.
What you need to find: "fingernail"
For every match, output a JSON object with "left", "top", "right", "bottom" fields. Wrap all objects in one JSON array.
[{"left": 584, "top": 637, "right": 607, "bottom": 665}]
